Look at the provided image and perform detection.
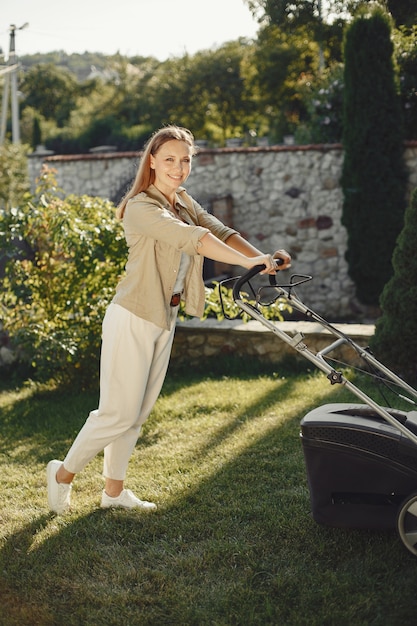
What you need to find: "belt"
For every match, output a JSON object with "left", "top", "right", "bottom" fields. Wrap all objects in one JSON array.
[{"left": 170, "top": 293, "right": 182, "bottom": 307}]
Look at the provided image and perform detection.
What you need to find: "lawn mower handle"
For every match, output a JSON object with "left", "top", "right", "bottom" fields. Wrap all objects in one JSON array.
[{"left": 232, "top": 261, "right": 283, "bottom": 301}]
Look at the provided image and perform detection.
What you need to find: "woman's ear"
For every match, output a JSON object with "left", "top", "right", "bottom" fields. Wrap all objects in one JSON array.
[{"left": 149, "top": 154, "right": 155, "bottom": 170}]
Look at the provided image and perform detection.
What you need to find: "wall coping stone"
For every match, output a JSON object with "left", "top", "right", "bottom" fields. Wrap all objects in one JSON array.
[
  {"left": 28, "top": 139, "right": 417, "bottom": 163},
  {"left": 171, "top": 319, "right": 375, "bottom": 367},
  {"left": 175, "top": 318, "right": 374, "bottom": 338}
]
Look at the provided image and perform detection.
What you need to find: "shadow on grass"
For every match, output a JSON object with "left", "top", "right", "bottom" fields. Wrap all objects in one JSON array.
[
  {"left": 0, "top": 356, "right": 308, "bottom": 461},
  {"left": 0, "top": 385, "right": 99, "bottom": 461},
  {"left": 2, "top": 363, "right": 417, "bottom": 625},
  {"left": 1, "top": 442, "right": 415, "bottom": 626}
]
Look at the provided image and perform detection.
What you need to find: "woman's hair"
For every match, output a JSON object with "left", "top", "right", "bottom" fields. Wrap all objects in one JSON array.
[{"left": 116, "top": 125, "right": 196, "bottom": 218}]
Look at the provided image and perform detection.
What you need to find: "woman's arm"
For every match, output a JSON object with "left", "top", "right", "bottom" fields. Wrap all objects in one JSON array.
[
  {"left": 224, "top": 233, "right": 292, "bottom": 271},
  {"left": 197, "top": 232, "right": 281, "bottom": 273}
]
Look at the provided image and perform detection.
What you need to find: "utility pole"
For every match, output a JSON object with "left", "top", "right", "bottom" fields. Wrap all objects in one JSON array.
[
  {"left": 318, "top": 0, "right": 325, "bottom": 71},
  {"left": 0, "top": 64, "right": 10, "bottom": 145},
  {"left": 0, "top": 22, "right": 29, "bottom": 145}
]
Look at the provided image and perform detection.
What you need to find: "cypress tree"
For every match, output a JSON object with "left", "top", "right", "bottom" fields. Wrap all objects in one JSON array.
[
  {"left": 32, "top": 115, "right": 42, "bottom": 149},
  {"left": 371, "top": 187, "right": 417, "bottom": 385},
  {"left": 341, "top": 7, "right": 408, "bottom": 306}
]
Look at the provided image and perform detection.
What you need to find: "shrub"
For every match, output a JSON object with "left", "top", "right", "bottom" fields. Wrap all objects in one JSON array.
[
  {"left": 0, "top": 166, "right": 126, "bottom": 387},
  {"left": 0, "top": 143, "right": 30, "bottom": 212},
  {"left": 185, "top": 282, "right": 292, "bottom": 323},
  {"left": 370, "top": 187, "right": 417, "bottom": 385}
]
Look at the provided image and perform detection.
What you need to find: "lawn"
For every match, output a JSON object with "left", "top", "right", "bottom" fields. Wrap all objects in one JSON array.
[{"left": 1, "top": 360, "right": 417, "bottom": 626}]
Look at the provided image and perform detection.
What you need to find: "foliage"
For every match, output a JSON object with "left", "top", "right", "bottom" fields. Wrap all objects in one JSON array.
[
  {"left": 20, "top": 63, "right": 80, "bottom": 127},
  {"left": 295, "top": 62, "right": 344, "bottom": 143},
  {"left": 386, "top": 0, "right": 417, "bottom": 29},
  {"left": 31, "top": 115, "right": 42, "bottom": 149},
  {"left": 19, "top": 50, "right": 131, "bottom": 82},
  {"left": 105, "top": 42, "right": 255, "bottom": 147},
  {"left": 371, "top": 187, "right": 417, "bottom": 385},
  {"left": 246, "top": 0, "right": 335, "bottom": 29},
  {"left": 14, "top": 38, "right": 306, "bottom": 149},
  {"left": 44, "top": 75, "right": 152, "bottom": 153},
  {"left": 246, "top": 0, "right": 417, "bottom": 30},
  {"left": 394, "top": 25, "right": 417, "bottom": 140},
  {"left": 183, "top": 41, "right": 257, "bottom": 143},
  {"left": 341, "top": 6, "right": 408, "bottom": 306},
  {"left": 178, "top": 281, "right": 293, "bottom": 323},
  {"left": 244, "top": 0, "right": 361, "bottom": 61},
  {"left": 0, "top": 166, "right": 126, "bottom": 387},
  {"left": 8, "top": 6, "right": 415, "bottom": 151},
  {"left": 0, "top": 142, "right": 30, "bottom": 212},
  {"left": 253, "top": 25, "right": 320, "bottom": 140}
]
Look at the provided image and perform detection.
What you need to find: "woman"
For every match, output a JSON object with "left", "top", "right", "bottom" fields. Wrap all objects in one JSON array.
[{"left": 47, "top": 125, "right": 291, "bottom": 514}]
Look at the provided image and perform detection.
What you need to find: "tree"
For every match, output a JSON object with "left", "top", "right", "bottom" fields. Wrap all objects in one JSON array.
[
  {"left": 15, "top": 17, "right": 415, "bottom": 152},
  {"left": 370, "top": 188, "right": 417, "bottom": 385},
  {"left": 45, "top": 65, "right": 150, "bottom": 153},
  {"left": 245, "top": 0, "right": 417, "bottom": 63},
  {"left": 245, "top": 0, "right": 348, "bottom": 57},
  {"left": 341, "top": 6, "right": 408, "bottom": 306},
  {"left": 246, "top": 0, "right": 317, "bottom": 28},
  {"left": 32, "top": 115, "right": 42, "bottom": 149},
  {"left": 21, "top": 64, "right": 79, "bottom": 126},
  {"left": 245, "top": 1, "right": 417, "bottom": 29},
  {"left": 253, "top": 25, "right": 320, "bottom": 140},
  {"left": 134, "top": 55, "right": 195, "bottom": 132},
  {"left": 128, "top": 42, "right": 257, "bottom": 145},
  {"left": 186, "top": 41, "right": 256, "bottom": 142}
]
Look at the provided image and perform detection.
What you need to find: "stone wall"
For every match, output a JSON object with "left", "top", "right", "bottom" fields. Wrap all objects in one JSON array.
[
  {"left": 27, "top": 142, "right": 417, "bottom": 320},
  {"left": 28, "top": 149, "right": 139, "bottom": 203},
  {"left": 171, "top": 319, "right": 375, "bottom": 370}
]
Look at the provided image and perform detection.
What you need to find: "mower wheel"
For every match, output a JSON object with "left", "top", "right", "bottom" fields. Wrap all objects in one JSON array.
[{"left": 397, "top": 492, "right": 417, "bottom": 556}]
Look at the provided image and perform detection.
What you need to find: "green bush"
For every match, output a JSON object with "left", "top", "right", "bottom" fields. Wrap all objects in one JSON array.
[
  {"left": 0, "top": 143, "right": 30, "bottom": 212},
  {"left": 0, "top": 166, "right": 126, "bottom": 387},
  {"left": 370, "top": 187, "right": 417, "bottom": 385}
]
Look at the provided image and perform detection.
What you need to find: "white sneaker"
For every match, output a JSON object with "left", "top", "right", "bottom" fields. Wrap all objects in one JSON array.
[
  {"left": 101, "top": 488, "right": 157, "bottom": 511},
  {"left": 47, "top": 460, "right": 72, "bottom": 514}
]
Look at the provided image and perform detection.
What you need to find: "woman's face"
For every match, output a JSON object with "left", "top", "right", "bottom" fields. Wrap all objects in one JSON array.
[{"left": 150, "top": 139, "right": 193, "bottom": 196}]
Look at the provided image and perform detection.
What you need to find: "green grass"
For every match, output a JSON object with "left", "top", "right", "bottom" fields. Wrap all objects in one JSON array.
[{"left": 1, "top": 360, "right": 417, "bottom": 626}]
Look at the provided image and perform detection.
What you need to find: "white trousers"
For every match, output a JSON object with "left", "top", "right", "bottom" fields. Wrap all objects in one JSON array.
[{"left": 63, "top": 303, "right": 177, "bottom": 480}]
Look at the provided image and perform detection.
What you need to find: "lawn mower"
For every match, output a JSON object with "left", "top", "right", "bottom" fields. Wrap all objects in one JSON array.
[{"left": 220, "top": 264, "right": 417, "bottom": 557}]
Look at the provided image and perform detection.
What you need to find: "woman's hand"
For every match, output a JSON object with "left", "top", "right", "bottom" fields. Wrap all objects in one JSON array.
[
  {"left": 246, "top": 250, "right": 291, "bottom": 274},
  {"left": 273, "top": 249, "right": 291, "bottom": 271}
]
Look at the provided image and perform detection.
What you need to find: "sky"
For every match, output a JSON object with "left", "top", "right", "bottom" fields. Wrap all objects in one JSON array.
[{"left": 0, "top": 0, "right": 260, "bottom": 61}]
